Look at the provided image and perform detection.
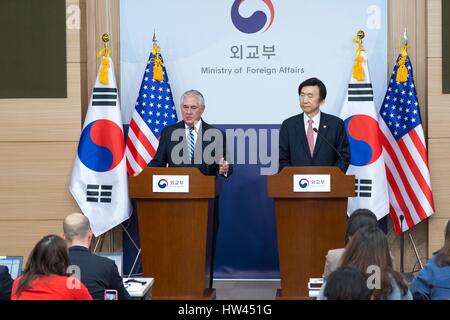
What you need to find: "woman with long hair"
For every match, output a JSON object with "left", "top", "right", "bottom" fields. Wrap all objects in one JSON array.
[
  {"left": 11, "top": 235, "right": 92, "bottom": 300},
  {"left": 318, "top": 225, "right": 412, "bottom": 300},
  {"left": 323, "top": 208, "right": 378, "bottom": 278},
  {"left": 410, "top": 219, "right": 450, "bottom": 299}
]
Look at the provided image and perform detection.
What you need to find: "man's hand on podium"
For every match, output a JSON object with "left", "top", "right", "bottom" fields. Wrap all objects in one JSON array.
[{"left": 219, "top": 157, "right": 229, "bottom": 176}]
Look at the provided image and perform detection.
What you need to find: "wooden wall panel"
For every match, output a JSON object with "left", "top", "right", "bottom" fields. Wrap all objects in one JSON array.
[
  {"left": 0, "top": 1, "right": 83, "bottom": 258},
  {"left": 67, "top": 0, "right": 84, "bottom": 63},
  {"left": 0, "top": 221, "right": 63, "bottom": 261},
  {"left": 0, "top": 63, "right": 81, "bottom": 142},
  {"left": 415, "top": 0, "right": 427, "bottom": 131},
  {"left": 428, "top": 0, "right": 441, "bottom": 58},
  {"left": 428, "top": 218, "right": 448, "bottom": 254},
  {"left": 0, "top": 142, "right": 80, "bottom": 220},
  {"left": 428, "top": 139, "right": 450, "bottom": 218},
  {"left": 428, "top": 58, "right": 450, "bottom": 138},
  {"left": 427, "top": 0, "right": 450, "bottom": 256}
]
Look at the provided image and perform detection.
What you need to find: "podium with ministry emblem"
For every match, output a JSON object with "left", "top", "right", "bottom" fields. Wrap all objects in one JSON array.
[
  {"left": 268, "top": 167, "right": 355, "bottom": 299},
  {"left": 128, "top": 167, "right": 219, "bottom": 300}
]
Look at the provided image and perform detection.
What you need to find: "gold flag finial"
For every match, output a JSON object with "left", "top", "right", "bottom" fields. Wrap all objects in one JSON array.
[
  {"left": 357, "top": 30, "right": 365, "bottom": 40},
  {"left": 352, "top": 30, "right": 366, "bottom": 81},
  {"left": 396, "top": 29, "right": 409, "bottom": 83},
  {"left": 150, "top": 30, "right": 164, "bottom": 81},
  {"left": 102, "top": 33, "right": 110, "bottom": 45},
  {"left": 97, "top": 34, "right": 111, "bottom": 85}
]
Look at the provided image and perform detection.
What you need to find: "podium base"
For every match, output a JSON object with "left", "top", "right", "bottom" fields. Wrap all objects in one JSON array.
[
  {"left": 276, "top": 289, "right": 310, "bottom": 300},
  {"left": 152, "top": 289, "right": 216, "bottom": 300}
]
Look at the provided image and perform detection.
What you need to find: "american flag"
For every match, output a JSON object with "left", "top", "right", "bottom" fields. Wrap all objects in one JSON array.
[
  {"left": 126, "top": 47, "right": 178, "bottom": 176},
  {"left": 378, "top": 54, "right": 434, "bottom": 234}
]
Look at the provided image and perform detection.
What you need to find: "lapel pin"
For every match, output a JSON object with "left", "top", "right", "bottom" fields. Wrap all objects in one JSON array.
[{"left": 323, "top": 125, "right": 327, "bottom": 129}]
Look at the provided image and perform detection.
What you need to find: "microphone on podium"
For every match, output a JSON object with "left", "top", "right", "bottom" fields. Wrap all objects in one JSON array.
[{"left": 313, "top": 127, "right": 343, "bottom": 160}]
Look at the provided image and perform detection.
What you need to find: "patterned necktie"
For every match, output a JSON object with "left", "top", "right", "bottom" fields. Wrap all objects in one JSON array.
[
  {"left": 188, "top": 127, "right": 195, "bottom": 162},
  {"left": 307, "top": 119, "right": 314, "bottom": 157}
]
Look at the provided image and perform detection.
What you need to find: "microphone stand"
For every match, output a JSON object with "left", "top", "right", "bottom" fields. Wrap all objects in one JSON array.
[
  {"left": 312, "top": 127, "right": 345, "bottom": 162},
  {"left": 400, "top": 215, "right": 404, "bottom": 273}
]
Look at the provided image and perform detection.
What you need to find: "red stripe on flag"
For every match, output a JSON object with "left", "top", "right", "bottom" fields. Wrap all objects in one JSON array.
[
  {"left": 126, "top": 139, "right": 148, "bottom": 172},
  {"left": 126, "top": 160, "right": 135, "bottom": 177},
  {"left": 129, "top": 119, "right": 157, "bottom": 158},
  {"left": 408, "top": 129, "right": 428, "bottom": 166},
  {"left": 397, "top": 138, "right": 434, "bottom": 215},
  {"left": 384, "top": 166, "right": 415, "bottom": 229},
  {"left": 380, "top": 133, "right": 429, "bottom": 221},
  {"left": 389, "top": 204, "right": 401, "bottom": 235}
]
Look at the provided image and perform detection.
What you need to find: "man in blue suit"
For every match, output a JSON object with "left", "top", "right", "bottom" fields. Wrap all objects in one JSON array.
[{"left": 279, "top": 77, "right": 350, "bottom": 173}]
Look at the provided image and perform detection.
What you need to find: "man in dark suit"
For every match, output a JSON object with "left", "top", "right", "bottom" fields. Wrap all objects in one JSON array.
[
  {"left": 279, "top": 77, "right": 350, "bottom": 173},
  {"left": 63, "top": 213, "right": 130, "bottom": 300},
  {"left": 150, "top": 89, "right": 232, "bottom": 177},
  {"left": 150, "top": 90, "right": 232, "bottom": 288},
  {"left": 0, "top": 266, "right": 13, "bottom": 300}
]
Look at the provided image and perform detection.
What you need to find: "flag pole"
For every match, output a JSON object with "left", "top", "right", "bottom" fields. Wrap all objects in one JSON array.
[
  {"left": 102, "top": 32, "right": 116, "bottom": 252},
  {"left": 398, "top": 29, "right": 408, "bottom": 274},
  {"left": 400, "top": 215, "right": 405, "bottom": 273},
  {"left": 408, "top": 232, "right": 424, "bottom": 270}
]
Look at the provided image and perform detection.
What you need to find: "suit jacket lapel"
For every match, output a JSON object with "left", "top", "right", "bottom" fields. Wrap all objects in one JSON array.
[
  {"left": 297, "top": 113, "right": 312, "bottom": 159},
  {"left": 313, "top": 114, "right": 326, "bottom": 158},
  {"left": 175, "top": 120, "right": 190, "bottom": 163},
  {"left": 191, "top": 120, "right": 205, "bottom": 165},
  {"left": 198, "top": 120, "right": 206, "bottom": 152}
]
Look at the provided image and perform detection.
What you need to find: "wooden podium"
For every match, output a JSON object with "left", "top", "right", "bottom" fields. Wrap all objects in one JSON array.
[
  {"left": 128, "top": 167, "right": 219, "bottom": 300},
  {"left": 267, "top": 167, "right": 355, "bottom": 300}
]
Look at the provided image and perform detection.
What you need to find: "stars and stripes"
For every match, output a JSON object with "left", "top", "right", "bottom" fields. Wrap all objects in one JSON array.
[
  {"left": 378, "top": 55, "right": 435, "bottom": 234},
  {"left": 126, "top": 47, "right": 178, "bottom": 176}
]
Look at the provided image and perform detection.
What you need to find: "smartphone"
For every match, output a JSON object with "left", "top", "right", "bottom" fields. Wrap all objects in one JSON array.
[{"left": 104, "top": 289, "right": 118, "bottom": 300}]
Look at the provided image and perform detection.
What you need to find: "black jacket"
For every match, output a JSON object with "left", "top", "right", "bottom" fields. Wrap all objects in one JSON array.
[
  {"left": 150, "top": 120, "right": 233, "bottom": 176},
  {"left": 279, "top": 112, "right": 350, "bottom": 173},
  {"left": 68, "top": 246, "right": 130, "bottom": 300},
  {"left": 0, "top": 266, "right": 13, "bottom": 300}
]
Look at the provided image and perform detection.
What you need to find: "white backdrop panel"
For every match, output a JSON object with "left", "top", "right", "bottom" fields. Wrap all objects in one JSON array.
[{"left": 120, "top": 0, "right": 387, "bottom": 125}]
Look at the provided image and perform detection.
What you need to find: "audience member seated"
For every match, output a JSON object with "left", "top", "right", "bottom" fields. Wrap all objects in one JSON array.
[
  {"left": 323, "top": 266, "right": 373, "bottom": 300},
  {"left": 0, "top": 266, "right": 13, "bottom": 300},
  {"left": 410, "top": 219, "right": 450, "bottom": 300},
  {"left": 62, "top": 213, "right": 131, "bottom": 300},
  {"left": 318, "top": 225, "right": 412, "bottom": 300},
  {"left": 323, "top": 208, "right": 378, "bottom": 278},
  {"left": 11, "top": 235, "right": 92, "bottom": 300}
]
